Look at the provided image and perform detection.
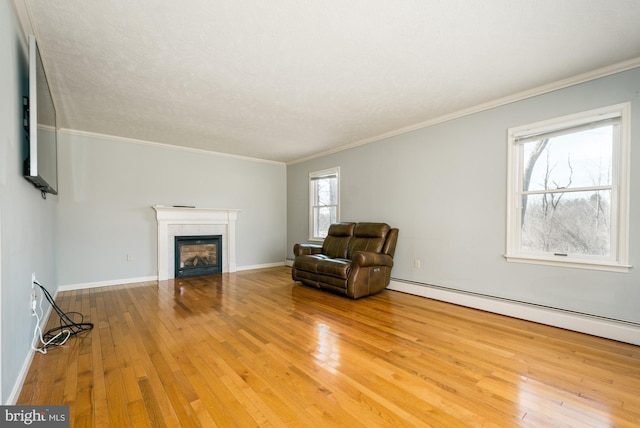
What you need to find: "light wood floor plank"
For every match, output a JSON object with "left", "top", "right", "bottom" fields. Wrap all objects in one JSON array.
[{"left": 17, "top": 267, "right": 640, "bottom": 427}]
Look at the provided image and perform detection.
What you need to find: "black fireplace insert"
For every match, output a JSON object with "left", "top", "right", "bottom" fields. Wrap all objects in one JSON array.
[{"left": 174, "top": 235, "right": 222, "bottom": 278}]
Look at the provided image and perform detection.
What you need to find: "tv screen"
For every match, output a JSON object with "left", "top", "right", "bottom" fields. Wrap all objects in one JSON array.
[{"left": 24, "top": 34, "right": 58, "bottom": 195}]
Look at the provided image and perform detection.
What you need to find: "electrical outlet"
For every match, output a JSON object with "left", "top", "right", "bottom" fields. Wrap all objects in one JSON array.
[
  {"left": 32, "top": 272, "right": 36, "bottom": 288},
  {"left": 127, "top": 254, "right": 134, "bottom": 262},
  {"left": 414, "top": 259, "right": 421, "bottom": 269}
]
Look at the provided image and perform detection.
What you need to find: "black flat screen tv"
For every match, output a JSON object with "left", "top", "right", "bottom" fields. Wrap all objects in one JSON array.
[{"left": 24, "top": 34, "right": 58, "bottom": 196}]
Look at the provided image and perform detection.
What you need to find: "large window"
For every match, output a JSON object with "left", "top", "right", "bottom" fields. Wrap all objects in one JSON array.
[
  {"left": 506, "top": 103, "right": 630, "bottom": 272},
  {"left": 309, "top": 167, "right": 340, "bottom": 240}
]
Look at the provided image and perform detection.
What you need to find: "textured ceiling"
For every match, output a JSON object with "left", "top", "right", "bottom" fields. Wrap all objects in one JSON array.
[{"left": 15, "top": 0, "right": 640, "bottom": 163}]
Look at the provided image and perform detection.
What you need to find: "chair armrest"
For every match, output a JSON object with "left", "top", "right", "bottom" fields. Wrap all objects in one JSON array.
[
  {"left": 293, "top": 243, "right": 323, "bottom": 257},
  {"left": 351, "top": 251, "right": 394, "bottom": 268}
]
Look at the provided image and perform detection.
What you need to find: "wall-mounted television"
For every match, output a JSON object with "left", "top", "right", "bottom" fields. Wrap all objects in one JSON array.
[{"left": 23, "top": 34, "right": 58, "bottom": 196}]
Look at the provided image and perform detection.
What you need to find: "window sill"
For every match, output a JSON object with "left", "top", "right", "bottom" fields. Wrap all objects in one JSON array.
[{"left": 504, "top": 254, "right": 631, "bottom": 273}]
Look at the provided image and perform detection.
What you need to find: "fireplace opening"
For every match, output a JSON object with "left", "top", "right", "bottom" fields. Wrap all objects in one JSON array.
[{"left": 174, "top": 235, "right": 222, "bottom": 278}]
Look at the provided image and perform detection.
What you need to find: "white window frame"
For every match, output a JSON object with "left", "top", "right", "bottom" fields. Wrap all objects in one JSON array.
[
  {"left": 309, "top": 167, "right": 340, "bottom": 242},
  {"left": 505, "top": 103, "right": 631, "bottom": 272}
]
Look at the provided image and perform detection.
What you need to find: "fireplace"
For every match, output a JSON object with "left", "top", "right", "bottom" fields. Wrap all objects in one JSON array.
[
  {"left": 174, "top": 235, "right": 222, "bottom": 278},
  {"left": 152, "top": 206, "right": 239, "bottom": 280}
]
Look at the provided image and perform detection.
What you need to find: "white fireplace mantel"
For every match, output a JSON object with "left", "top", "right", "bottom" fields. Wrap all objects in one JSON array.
[{"left": 152, "top": 205, "right": 240, "bottom": 280}]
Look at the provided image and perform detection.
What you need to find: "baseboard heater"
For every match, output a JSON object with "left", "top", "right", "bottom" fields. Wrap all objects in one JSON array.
[{"left": 387, "top": 277, "right": 640, "bottom": 346}]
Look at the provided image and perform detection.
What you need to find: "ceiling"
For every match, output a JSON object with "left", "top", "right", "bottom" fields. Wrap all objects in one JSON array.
[{"left": 14, "top": 0, "right": 640, "bottom": 164}]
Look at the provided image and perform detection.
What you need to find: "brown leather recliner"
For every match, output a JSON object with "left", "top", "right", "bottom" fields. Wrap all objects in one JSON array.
[{"left": 292, "top": 222, "right": 399, "bottom": 299}]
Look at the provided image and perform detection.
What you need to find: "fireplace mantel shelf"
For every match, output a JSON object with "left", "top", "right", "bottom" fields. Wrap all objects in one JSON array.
[
  {"left": 153, "top": 205, "right": 240, "bottom": 218},
  {"left": 152, "top": 206, "right": 240, "bottom": 280}
]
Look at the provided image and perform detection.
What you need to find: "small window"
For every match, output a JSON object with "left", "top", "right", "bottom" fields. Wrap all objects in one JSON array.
[
  {"left": 309, "top": 167, "right": 340, "bottom": 240},
  {"left": 506, "top": 103, "right": 630, "bottom": 272}
]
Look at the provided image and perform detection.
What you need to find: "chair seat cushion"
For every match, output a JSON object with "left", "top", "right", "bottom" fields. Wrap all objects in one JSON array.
[
  {"left": 316, "top": 258, "right": 352, "bottom": 279},
  {"left": 294, "top": 254, "right": 330, "bottom": 273}
]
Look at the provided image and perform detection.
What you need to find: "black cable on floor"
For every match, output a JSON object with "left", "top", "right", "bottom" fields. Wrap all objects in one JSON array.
[{"left": 34, "top": 281, "right": 94, "bottom": 350}]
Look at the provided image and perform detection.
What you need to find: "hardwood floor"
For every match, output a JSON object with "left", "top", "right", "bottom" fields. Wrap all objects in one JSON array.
[{"left": 18, "top": 267, "right": 640, "bottom": 427}]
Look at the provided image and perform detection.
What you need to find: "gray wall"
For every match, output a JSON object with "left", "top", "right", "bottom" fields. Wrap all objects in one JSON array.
[
  {"left": 2, "top": 0, "right": 285, "bottom": 398},
  {"left": 287, "top": 68, "right": 640, "bottom": 324},
  {"left": 57, "top": 132, "right": 286, "bottom": 286},
  {"left": 0, "top": 1, "right": 58, "bottom": 402}
]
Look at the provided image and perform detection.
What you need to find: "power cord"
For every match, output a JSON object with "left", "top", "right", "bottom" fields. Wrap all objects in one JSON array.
[
  {"left": 31, "top": 290, "right": 70, "bottom": 354},
  {"left": 31, "top": 280, "right": 94, "bottom": 354}
]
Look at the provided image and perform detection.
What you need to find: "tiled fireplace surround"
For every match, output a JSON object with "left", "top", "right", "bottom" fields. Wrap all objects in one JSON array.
[{"left": 152, "top": 206, "right": 239, "bottom": 280}]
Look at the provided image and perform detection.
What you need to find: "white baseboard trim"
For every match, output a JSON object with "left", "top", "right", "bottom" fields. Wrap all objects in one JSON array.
[
  {"left": 6, "top": 290, "right": 57, "bottom": 405},
  {"left": 58, "top": 276, "right": 158, "bottom": 292},
  {"left": 236, "top": 262, "right": 285, "bottom": 271},
  {"left": 387, "top": 279, "right": 640, "bottom": 346},
  {"left": 58, "top": 264, "right": 287, "bottom": 292},
  {"left": 7, "top": 346, "right": 36, "bottom": 405}
]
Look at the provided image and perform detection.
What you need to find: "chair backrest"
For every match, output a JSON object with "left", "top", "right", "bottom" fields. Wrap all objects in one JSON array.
[
  {"left": 382, "top": 228, "right": 399, "bottom": 257},
  {"left": 322, "top": 222, "right": 356, "bottom": 258},
  {"left": 347, "top": 223, "right": 391, "bottom": 258}
]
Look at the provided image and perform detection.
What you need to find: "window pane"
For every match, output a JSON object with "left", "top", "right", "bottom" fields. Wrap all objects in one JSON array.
[
  {"left": 310, "top": 167, "right": 339, "bottom": 240},
  {"left": 522, "top": 125, "right": 613, "bottom": 192},
  {"left": 521, "top": 190, "right": 611, "bottom": 256},
  {"left": 314, "top": 206, "right": 337, "bottom": 238},
  {"left": 315, "top": 177, "right": 337, "bottom": 206}
]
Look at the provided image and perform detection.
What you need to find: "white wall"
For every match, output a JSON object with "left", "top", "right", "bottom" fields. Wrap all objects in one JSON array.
[
  {"left": 287, "top": 67, "right": 640, "bottom": 326},
  {"left": 56, "top": 131, "right": 286, "bottom": 287},
  {"left": 0, "top": 1, "right": 58, "bottom": 403}
]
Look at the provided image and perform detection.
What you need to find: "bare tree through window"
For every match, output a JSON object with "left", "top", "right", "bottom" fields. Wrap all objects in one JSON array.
[
  {"left": 507, "top": 103, "right": 630, "bottom": 271},
  {"left": 520, "top": 125, "right": 613, "bottom": 256},
  {"left": 310, "top": 168, "right": 339, "bottom": 239}
]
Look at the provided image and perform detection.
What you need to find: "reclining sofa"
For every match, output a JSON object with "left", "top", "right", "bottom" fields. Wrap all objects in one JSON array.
[{"left": 292, "top": 222, "right": 399, "bottom": 299}]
